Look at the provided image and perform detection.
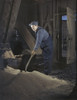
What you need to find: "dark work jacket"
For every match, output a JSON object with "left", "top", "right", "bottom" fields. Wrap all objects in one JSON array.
[{"left": 33, "top": 27, "right": 53, "bottom": 51}]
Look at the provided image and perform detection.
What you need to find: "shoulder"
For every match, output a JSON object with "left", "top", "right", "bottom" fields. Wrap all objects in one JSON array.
[{"left": 37, "top": 27, "right": 45, "bottom": 32}]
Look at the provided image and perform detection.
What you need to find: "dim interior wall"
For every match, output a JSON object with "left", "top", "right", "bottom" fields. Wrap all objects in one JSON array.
[
  {"left": 32, "top": 0, "right": 63, "bottom": 62},
  {"left": 0, "top": 0, "right": 21, "bottom": 43},
  {"left": 16, "top": 0, "right": 76, "bottom": 64},
  {"left": 15, "top": 0, "right": 42, "bottom": 54},
  {"left": 0, "top": 0, "right": 5, "bottom": 21},
  {"left": 16, "top": 0, "right": 39, "bottom": 25},
  {"left": 6, "top": 0, "right": 21, "bottom": 42},
  {"left": 0, "top": 0, "right": 5, "bottom": 42},
  {"left": 67, "top": 7, "right": 76, "bottom": 64},
  {"left": 0, "top": 0, "right": 13, "bottom": 43},
  {"left": 17, "top": 0, "right": 76, "bottom": 63},
  {"left": 38, "top": 0, "right": 53, "bottom": 34},
  {"left": 0, "top": 0, "right": 76, "bottom": 63},
  {"left": 52, "top": 0, "right": 76, "bottom": 63}
]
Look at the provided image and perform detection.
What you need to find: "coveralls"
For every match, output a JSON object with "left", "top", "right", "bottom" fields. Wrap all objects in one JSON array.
[{"left": 33, "top": 27, "right": 53, "bottom": 75}]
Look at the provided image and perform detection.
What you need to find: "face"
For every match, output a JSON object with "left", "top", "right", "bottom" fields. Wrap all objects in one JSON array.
[{"left": 31, "top": 25, "right": 38, "bottom": 32}]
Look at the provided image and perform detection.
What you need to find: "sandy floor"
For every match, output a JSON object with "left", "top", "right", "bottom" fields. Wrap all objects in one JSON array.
[{"left": 0, "top": 66, "right": 75, "bottom": 100}]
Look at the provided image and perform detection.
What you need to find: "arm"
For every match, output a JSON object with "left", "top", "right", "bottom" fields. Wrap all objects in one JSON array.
[{"left": 33, "top": 29, "right": 44, "bottom": 51}]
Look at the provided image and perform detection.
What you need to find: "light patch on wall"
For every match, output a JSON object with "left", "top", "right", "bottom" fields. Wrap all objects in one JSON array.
[{"left": 62, "top": 15, "right": 67, "bottom": 20}]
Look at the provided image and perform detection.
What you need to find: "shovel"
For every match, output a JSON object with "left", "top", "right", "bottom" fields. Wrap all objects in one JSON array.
[{"left": 25, "top": 54, "right": 34, "bottom": 71}]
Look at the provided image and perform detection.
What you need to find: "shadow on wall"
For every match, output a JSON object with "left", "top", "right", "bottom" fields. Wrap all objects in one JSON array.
[{"left": 10, "top": 28, "right": 29, "bottom": 55}]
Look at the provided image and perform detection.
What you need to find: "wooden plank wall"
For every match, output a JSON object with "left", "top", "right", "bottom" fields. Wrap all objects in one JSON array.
[{"left": 16, "top": 23, "right": 42, "bottom": 55}]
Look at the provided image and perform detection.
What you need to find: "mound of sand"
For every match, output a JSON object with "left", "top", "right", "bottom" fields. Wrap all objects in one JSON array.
[{"left": 0, "top": 67, "right": 75, "bottom": 100}]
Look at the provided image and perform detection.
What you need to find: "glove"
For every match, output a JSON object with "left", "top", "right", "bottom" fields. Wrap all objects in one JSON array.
[{"left": 31, "top": 50, "right": 36, "bottom": 55}]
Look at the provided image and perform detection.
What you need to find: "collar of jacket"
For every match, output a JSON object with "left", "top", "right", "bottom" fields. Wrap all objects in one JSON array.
[{"left": 36, "top": 27, "right": 42, "bottom": 33}]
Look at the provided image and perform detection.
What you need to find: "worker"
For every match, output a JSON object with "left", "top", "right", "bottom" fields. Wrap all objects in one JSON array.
[{"left": 29, "top": 21, "right": 53, "bottom": 75}]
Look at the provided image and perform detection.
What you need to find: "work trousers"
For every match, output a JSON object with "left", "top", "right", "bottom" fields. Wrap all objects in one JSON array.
[{"left": 41, "top": 36, "right": 53, "bottom": 75}]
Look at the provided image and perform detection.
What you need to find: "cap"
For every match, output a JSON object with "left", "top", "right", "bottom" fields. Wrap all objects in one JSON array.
[{"left": 29, "top": 21, "right": 38, "bottom": 26}]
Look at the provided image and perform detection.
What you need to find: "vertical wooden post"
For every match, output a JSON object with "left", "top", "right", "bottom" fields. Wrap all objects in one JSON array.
[
  {"left": 39, "top": 2, "right": 44, "bottom": 26},
  {"left": 52, "top": 0, "right": 58, "bottom": 62},
  {"left": 0, "top": 0, "right": 13, "bottom": 43},
  {"left": 0, "top": 0, "right": 21, "bottom": 43},
  {"left": 6, "top": 0, "right": 21, "bottom": 42},
  {"left": 67, "top": 7, "right": 76, "bottom": 64}
]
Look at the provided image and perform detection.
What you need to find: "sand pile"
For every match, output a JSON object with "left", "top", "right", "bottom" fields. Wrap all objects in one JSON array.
[{"left": 0, "top": 67, "right": 75, "bottom": 100}]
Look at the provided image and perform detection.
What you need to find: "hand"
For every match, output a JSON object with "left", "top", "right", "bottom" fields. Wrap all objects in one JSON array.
[{"left": 31, "top": 50, "right": 36, "bottom": 55}]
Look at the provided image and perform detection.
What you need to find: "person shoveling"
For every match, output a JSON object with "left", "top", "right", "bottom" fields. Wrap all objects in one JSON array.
[{"left": 26, "top": 21, "right": 53, "bottom": 75}]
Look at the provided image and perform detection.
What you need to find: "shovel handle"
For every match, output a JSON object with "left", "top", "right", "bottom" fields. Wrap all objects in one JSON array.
[{"left": 25, "top": 54, "right": 34, "bottom": 71}]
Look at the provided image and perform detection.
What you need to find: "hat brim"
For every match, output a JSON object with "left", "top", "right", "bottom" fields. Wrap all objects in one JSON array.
[{"left": 29, "top": 21, "right": 38, "bottom": 26}]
